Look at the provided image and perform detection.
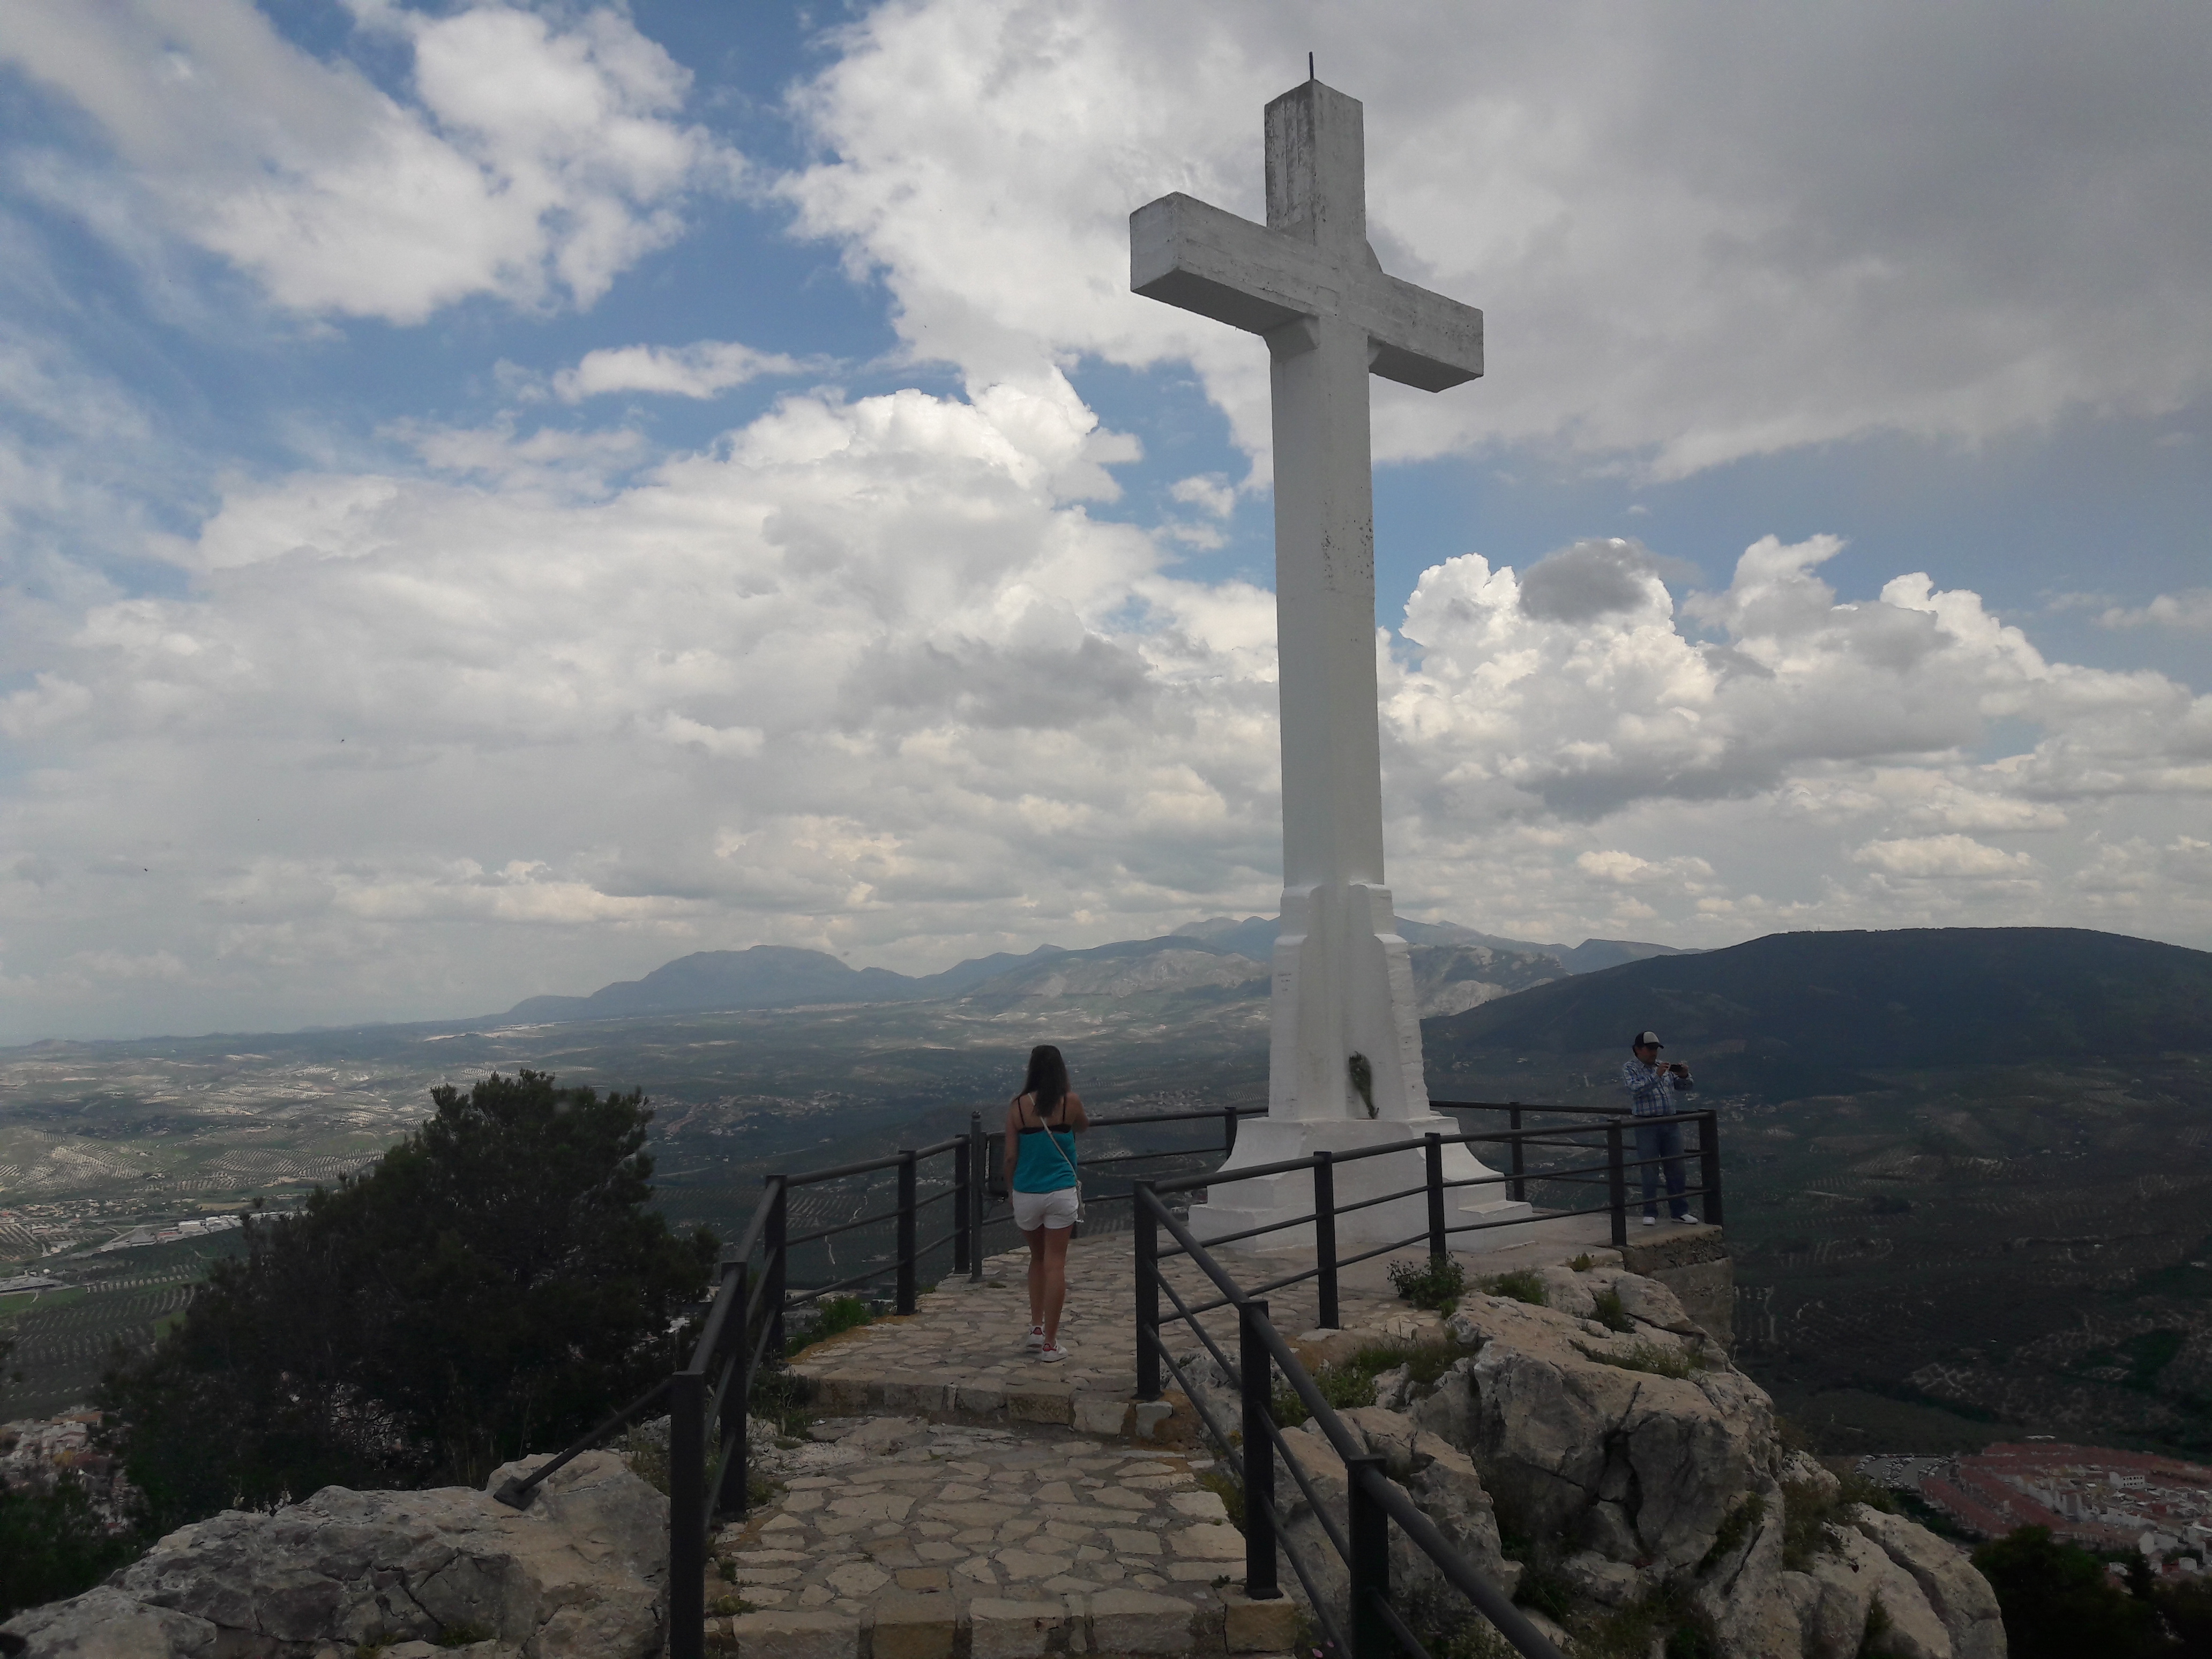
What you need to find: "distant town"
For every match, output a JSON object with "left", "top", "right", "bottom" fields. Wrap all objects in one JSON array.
[{"left": 1860, "top": 1441, "right": 2212, "bottom": 1572}]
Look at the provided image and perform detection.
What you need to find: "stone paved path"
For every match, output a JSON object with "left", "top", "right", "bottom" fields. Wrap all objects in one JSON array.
[
  {"left": 788, "top": 1221, "right": 1628, "bottom": 1437},
  {"left": 710, "top": 1415, "right": 1298, "bottom": 1657}
]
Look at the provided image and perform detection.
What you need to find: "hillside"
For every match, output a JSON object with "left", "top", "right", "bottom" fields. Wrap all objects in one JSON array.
[
  {"left": 1425, "top": 926, "right": 2212, "bottom": 1098},
  {"left": 1420, "top": 926, "right": 2212, "bottom": 1460}
]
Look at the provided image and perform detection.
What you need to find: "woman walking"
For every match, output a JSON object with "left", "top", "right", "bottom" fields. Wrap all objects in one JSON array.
[{"left": 1004, "top": 1044, "right": 1088, "bottom": 1363}]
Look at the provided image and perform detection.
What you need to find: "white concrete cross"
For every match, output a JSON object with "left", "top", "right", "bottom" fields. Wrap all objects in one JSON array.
[{"left": 1132, "top": 78, "right": 1523, "bottom": 1245}]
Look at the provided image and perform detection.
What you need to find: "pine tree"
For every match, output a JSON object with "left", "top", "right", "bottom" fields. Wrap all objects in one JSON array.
[{"left": 101, "top": 1071, "right": 716, "bottom": 1530}]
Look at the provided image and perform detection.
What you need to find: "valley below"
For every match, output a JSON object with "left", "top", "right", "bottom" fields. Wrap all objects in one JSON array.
[{"left": 5, "top": 923, "right": 2211, "bottom": 1468}]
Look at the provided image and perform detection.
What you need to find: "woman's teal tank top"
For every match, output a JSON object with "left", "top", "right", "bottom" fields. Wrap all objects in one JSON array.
[{"left": 1014, "top": 1108, "right": 1078, "bottom": 1193}]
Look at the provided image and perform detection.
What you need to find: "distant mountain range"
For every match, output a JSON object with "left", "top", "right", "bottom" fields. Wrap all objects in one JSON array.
[
  {"left": 1424, "top": 925, "right": 2212, "bottom": 1100},
  {"left": 500, "top": 919, "right": 1695, "bottom": 1026}
]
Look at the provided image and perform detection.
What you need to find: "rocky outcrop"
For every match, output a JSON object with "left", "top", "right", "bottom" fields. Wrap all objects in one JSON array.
[
  {"left": 0, "top": 1451, "right": 666, "bottom": 1659},
  {"left": 1276, "top": 1264, "right": 2005, "bottom": 1659}
]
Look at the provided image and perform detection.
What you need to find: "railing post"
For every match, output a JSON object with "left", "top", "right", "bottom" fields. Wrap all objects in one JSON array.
[
  {"left": 1508, "top": 1103, "right": 1527, "bottom": 1204},
  {"left": 1312, "top": 1152, "right": 1340, "bottom": 1331},
  {"left": 1134, "top": 1185, "right": 1162, "bottom": 1401},
  {"left": 1424, "top": 1132, "right": 1447, "bottom": 1258},
  {"left": 1346, "top": 1454, "right": 1392, "bottom": 1659},
  {"left": 968, "top": 1112, "right": 987, "bottom": 1283},
  {"left": 726, "top": 1259, "right": 750, "bottom": 1521},
  {"left": 669, "top": 1367, "right": 707, "bottom": 1659},
  {"left": 1223, "top": 1104, "right": 1239, "bottom": 1158},
  {"left": 952, "top": 1135, "right": 972, "bottom": 1278},
  {"left": 1699, "top": 1110, "right": 1724, "bottom": 1227},
  {"left": 1606, "top": 1121, "right": 1627, "bottom": 1249},
  {"left": 764, "top": 1177, "right": 788, "bottom": 1358},
  {"left": 896, "top": 1148, "right": 918, "bottom": 1315},
  {"left": 1238, "top": 1299, "right": 1281, "bottom": 1600}
]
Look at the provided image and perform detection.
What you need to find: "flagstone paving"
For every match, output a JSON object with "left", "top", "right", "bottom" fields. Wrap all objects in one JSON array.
[
  {"left": 785, "top": 1223, "right": 1624, "bottom": 1437},
  {"left": 709, "top": 1415, "right": 1299, "bottom": 1656}
]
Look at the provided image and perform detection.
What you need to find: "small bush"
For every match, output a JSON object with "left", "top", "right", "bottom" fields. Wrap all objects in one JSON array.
[
  {"left": 748, "top": 1365, "right": 817, "bottom": 1438},
  {"left": 1778, "top": 1470, "right": 1888, "bottom": 1571},
  {"left": 1857, "top": 1594, "right": 1893, "bottom": 1659},
  {"left": 436, "top": 1624, "right": 495, "bottom": 1648},
  {"left": 1269, "top": 1361, "right": 1377, "bottom": 1426},
  {"left": 1575, "top": 1339, "right": 1704, "bottom": 1378},
  {"left": 1483, "top": 1269, "right": 1547, "bottom": 1306},
  {"left": 1197, "top": 1466, "right": 1246, "bottom": 1531},
  {"left": 708, "top": 1594, "right": 756, "bottom": 1618},
  {"left": 1590, "top": 1287, "right": 1634, "bottom": 1332},
  {"left": 1389, "top": 1255, "right": 1469, "bottom": 1312},
  {"left": 1512, "top": 1558, "right": 1578, "bottom": 1621},
  {"left": 1698, "top": 1492, "right": 1765, "bottom": 1573},
  {"left": 786, "top": 1295, "right": 871, "bottom": 1357},
  {"left": 1580, "top": 1582, "right": 1719, "bottom": 1659},
  {"left": 1570, "top": 1253, "right": 1595, "bottom": 1272},
  {"left": 1973, "top": 1526, "right": 2167, "bottom": 1659}
]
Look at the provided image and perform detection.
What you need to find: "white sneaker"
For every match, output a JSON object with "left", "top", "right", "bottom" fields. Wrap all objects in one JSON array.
[
  {"left": 1023, "top": 1325, "right": 1045, "bottom": 1351},
  {"left": 1038, "top": 1343, "right": 1067, "bottom": 1364},
  {"left": 1675, "top": 1214, "right": 1700, "bottom": 1225},
  {"left": 1642, "top": 1215, "right": 1657, "bottom": 1227}
]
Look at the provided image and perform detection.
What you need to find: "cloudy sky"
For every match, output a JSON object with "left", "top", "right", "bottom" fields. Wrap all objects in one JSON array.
[{"left": 1, "top": 1, "right": 2208, "bottom": 1043}]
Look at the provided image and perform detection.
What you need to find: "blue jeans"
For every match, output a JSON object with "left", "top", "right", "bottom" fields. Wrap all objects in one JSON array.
[{"left": 1634, "top": 1117, "right": 1690, "bottom": 1218}]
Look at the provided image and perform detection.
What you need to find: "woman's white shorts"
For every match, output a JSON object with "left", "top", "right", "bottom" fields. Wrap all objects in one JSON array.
[{"left": 1012, "top": 1187, "right": 1079, "bottom": 1231}]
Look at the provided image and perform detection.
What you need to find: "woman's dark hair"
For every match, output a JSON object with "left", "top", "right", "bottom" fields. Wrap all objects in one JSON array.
[{"left": 1023, "top": 1045, "right": 1070, "bottom": 1117}]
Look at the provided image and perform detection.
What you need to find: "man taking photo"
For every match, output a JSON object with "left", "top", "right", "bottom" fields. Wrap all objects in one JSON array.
[{"left": 1621, "top": 1030, "right": 1698, "bottom": 1226}]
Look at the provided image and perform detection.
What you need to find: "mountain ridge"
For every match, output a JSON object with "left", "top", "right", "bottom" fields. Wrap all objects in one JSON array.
[
  {"left": 1423, "top": 925, "right": 2212, "bottom": 1101},
  {"left": 504, "top": 921, "right": 1690, "bottom": 1026}
]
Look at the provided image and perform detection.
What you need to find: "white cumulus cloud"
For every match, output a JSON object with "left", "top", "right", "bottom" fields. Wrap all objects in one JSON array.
[{"left": 0, "top": 0, "right": 734, "bottom": 323}]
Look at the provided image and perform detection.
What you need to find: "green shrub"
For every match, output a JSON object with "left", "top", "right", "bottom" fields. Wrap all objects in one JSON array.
[
  {"left": 1575, "top": 1339, "right": 1704, "bottom": 1378},
  {"left": 1590, "top": 1287, "right": 1634, "bottom": 1332},
  {"left": 1780, "top": 1477, "right": 1837, "bottom": 1570},
  {"left": 1579, "top": 1582, "right": 1719, "bottom": 1659},
  {"left": 787, "top": 1295, "right": 872, "bottom": 1356},
  {"left": 1197, "top": 1466, "right": 1247, "bottom": 1531},
  {"left": 1856, "top": 1594, "right": 1894, "bottom": 1659},
  {"left": 1269, "top": 1361, "right": 1377, "bottom": 1426},
  {"left": 1511, "top": 1558, "right": 1577, "bottom": 1621},
  {"left": 436, "top": 1625, "right": 495, "bottom": 1648},
  {"left": 0, "top": 1479, "right": 145, "bottom": 1622},
  {"left": 1972, "top": 1526, "right": 2166, "bottom": 1659},
  {"left": 748, "top": 1365, "right": 817, "bottom": 1438},
  {"left": 1270, "top": 1333, "right": 1476, "bottom": 1426},
  {"left": 1569, "top": 1253, "right": 1595, "bottom": 1272},
  {"left": 1698, "top": 1493, "right": 1765, "bottom": 1573},
  {"left": 100, "top": 1070, "right": 718, "bottom": 1529},
  {"left": 1389, "top": 1255, "right": 1469, "bottom": 1312},
  {"left": 1482, "top": 1269, "right": 1546, "bottom": 1306}
]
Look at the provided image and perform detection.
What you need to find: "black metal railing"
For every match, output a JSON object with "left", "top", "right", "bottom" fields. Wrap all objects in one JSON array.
[
  {"left": 498, "top": 1098, "right": 1721, "bottom": 1659},
  {"left": 1129, "top": 1108, "right": 1725, "bottom": 1659}
]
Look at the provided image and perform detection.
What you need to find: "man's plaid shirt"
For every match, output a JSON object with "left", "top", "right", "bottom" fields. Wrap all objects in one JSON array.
[{"left": 1621, "top": 1057, "right": 1694, "bottom": 1117}]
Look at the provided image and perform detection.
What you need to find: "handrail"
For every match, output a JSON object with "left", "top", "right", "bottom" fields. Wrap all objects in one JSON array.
[
  {"left": 635, "top": 1094, "right": 1718, "bottom": 1659},
  {"left": 1138, "top": 1187, "right": 1567, "bottom": 1659}
]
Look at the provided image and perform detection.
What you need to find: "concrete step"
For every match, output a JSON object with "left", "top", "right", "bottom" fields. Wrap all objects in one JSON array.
[{"left": 704, "top": 1586, "right": 1302, "bottom": 1658}]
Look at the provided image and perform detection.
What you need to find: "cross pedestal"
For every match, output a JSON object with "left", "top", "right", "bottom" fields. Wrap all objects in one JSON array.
[{"left": 1131, "top": 79, "right": 1530, "bottom": 1249}]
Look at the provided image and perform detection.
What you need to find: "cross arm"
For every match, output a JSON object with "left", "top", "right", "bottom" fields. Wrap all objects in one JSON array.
[
  {"left": 1130, "top": 193, "right": 1482, "bottom": 392},
  {"left": 1130, "top": 193, "right": 1327, "bottom": 336}
]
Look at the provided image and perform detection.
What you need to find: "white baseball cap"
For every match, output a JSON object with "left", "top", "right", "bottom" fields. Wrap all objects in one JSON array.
[{"left": 1633, "top": 1030, "right": 1663, "bottom": 1048}]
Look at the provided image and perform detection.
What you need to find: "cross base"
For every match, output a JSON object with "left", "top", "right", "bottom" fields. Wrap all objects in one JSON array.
[{"left": 1189, "top": 1115, "right": 1534, "bottom": 1251}]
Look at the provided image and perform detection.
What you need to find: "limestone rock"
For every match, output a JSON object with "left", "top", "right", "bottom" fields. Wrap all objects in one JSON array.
[
  {"left": 1535, "top": 1265, "right": 1596, "bottom": 1319},
  {"left": 1450, "top": 1293, "right": 1773, "bottom": 1572},
  {"left": 1807, "top": 1529, "right": 1951, "bottom": 1659},
  {"left": 0, "top": 1586, "right": 219, "bottom": 1657},
  {"left": 1273, "top": 1408, "right": 1519, "bottom": 1615},
  {"left": 1850, "top": 1505, "right": 2005, "bottom": 1659},
  {"left": 1407, "top": 1359, "right": 1474, "bottom": 1447},
  {"left": 0, "top": 1451, "right": 666, "bottom": 1659},
  {"left": 1689, "top": 1479, "right": 1804, "bottom": 1659},
  {"left": 1782, "top": 1449, "right": 1840, "bottom": 1505}
]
